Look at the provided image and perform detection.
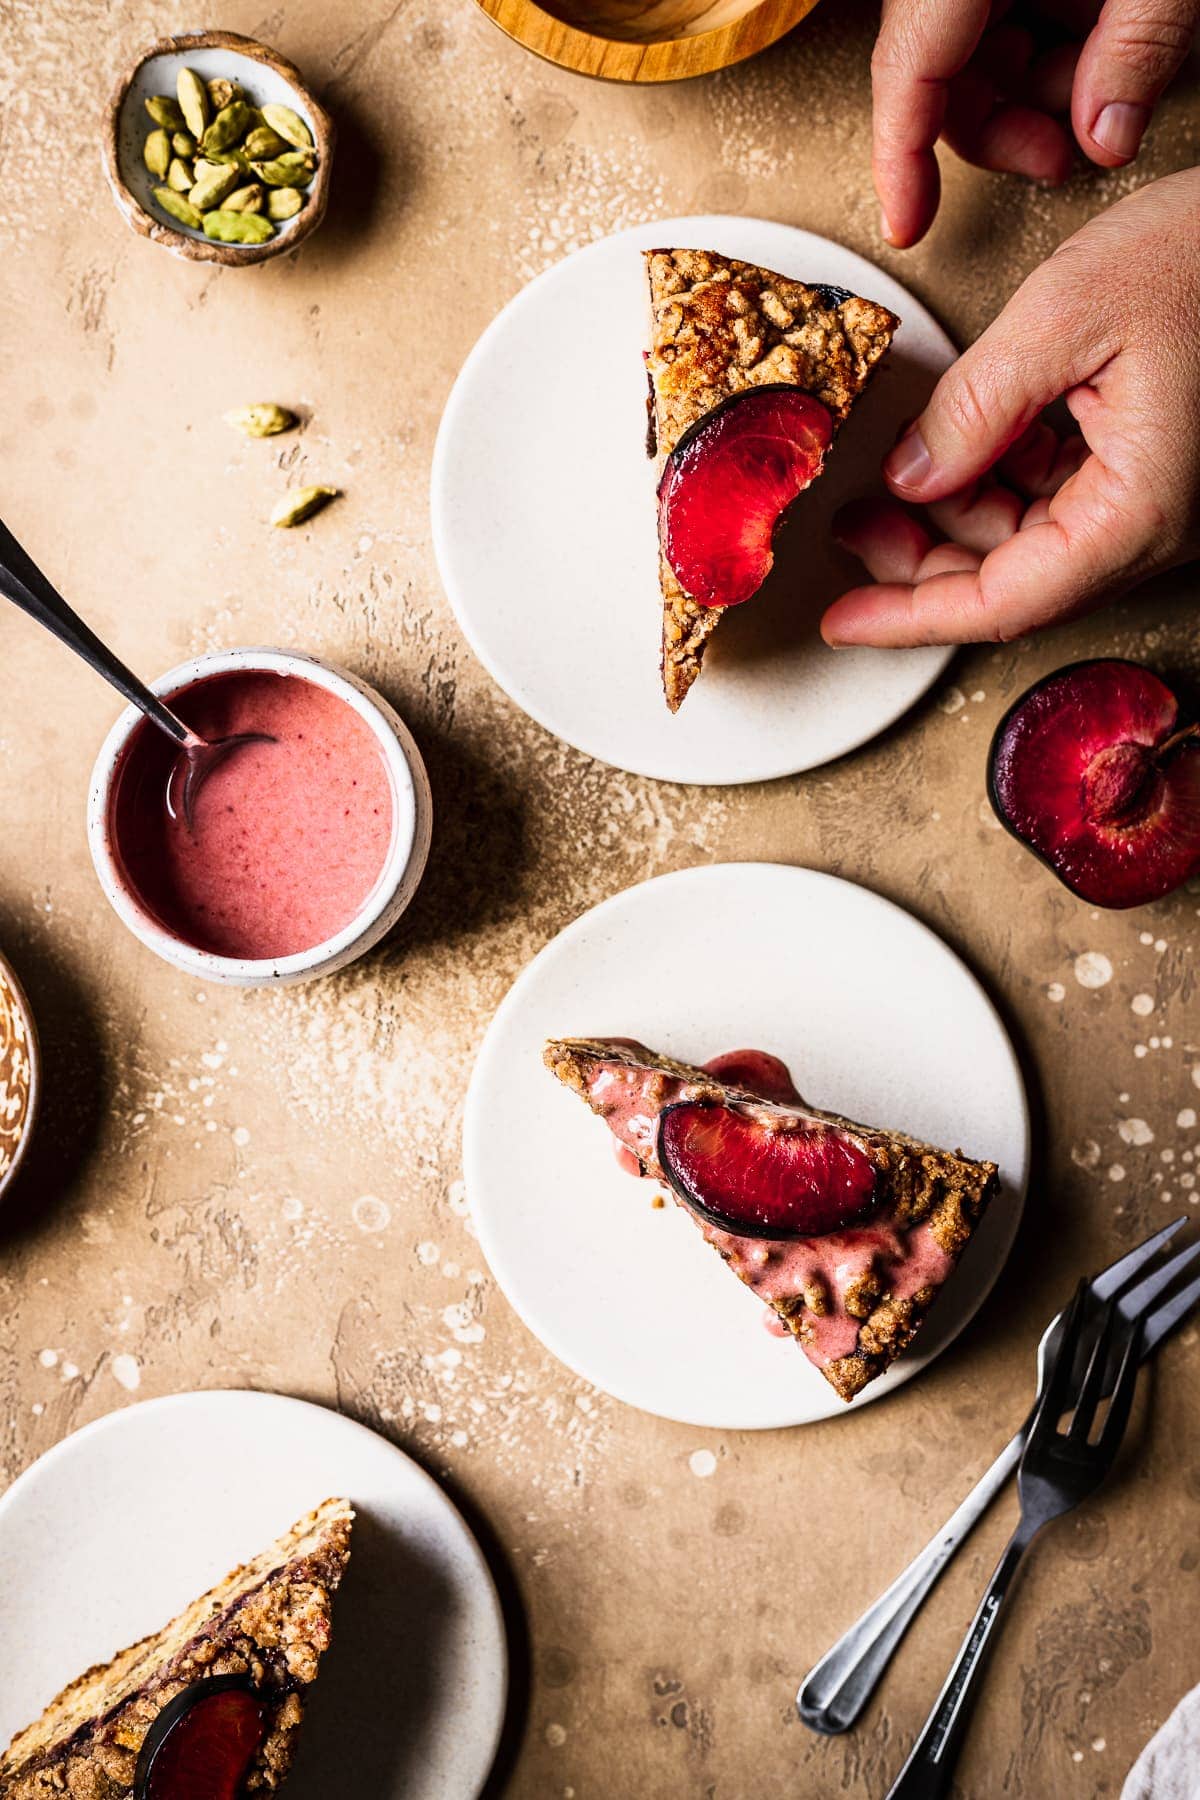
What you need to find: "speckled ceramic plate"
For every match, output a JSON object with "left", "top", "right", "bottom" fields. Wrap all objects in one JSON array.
[
  {"left": 0, "top": 1391, "right": 507, "bottom": 1798},
  {"left": 431, "top": 216, "right": 955, "bottom": 786},
  {"left": 0, "top": 948, "right": 38, "bottom": 1202},
  {"left": 464, "top": 864, "right": 1029, "bottom": 1429}
]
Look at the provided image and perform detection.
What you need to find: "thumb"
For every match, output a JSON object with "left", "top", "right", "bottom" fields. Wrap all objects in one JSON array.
[
  {"left": 883, "top": 250, "right": 1121, "bottom": 503},
  {"left": 1072, "top": 0, "right": 1199, "bottom": 166}
]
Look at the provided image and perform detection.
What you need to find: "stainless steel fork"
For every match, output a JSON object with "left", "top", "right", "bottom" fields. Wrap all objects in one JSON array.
[
  {"left": 884, "top": 1280, "right": 1144, "bottom": 1799},
  {"left": 798, "top": 1218, "right": 1200, "bottom": 1736}
]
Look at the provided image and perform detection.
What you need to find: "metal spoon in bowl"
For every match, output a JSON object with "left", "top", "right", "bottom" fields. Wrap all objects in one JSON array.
[{"left": 0, "top": 516, "right": 273, "bottom": 827}]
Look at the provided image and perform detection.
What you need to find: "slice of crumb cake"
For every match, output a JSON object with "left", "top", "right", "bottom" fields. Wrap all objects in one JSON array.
[
  {"left": 546, "top": 1037, "right": 997, "bottom": 1401},
  {"left": 645, "top": 249, "right": 898, "bottom": 712},
  {"left": 0, "top": 1497, "right": 353, "bottom": 1798}
]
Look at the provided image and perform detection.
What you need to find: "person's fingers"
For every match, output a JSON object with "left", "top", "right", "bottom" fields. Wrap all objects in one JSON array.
[
  {"left": 824, "top": 451, "right": 1159, "bottom": 646},
  {"left": 871, "top": 0, "right": 992, "bottom": 246},
  {"left": 882, "top": 249, "right": 1121, "bottom": 504},
  {"left": 943, "top": 98, "right": 1076, "bottom": 181},
  {"left": 916, "top": 540, "right": 986, "bottom": 578},
  {"left": 1020, "top": 496, "right": 1054, "bottom": 528},
  {"left": 926, "top": 480, "right": 1025, "bottom": 551},
  {"left": 822, "top": 572, "right": 987, "bottom": 645},
  {"left": 833, "top": 497, "right": 934, "bottom": 582},
  {"left": 998, "top": 422, "right": 1090, "bottom": 496},
  {"left": 1071, "top": 0, "right": 1199, "bottom": 166}
]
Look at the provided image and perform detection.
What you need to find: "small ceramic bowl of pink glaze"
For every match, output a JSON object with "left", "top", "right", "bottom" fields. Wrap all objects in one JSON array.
[{"left": 87, "top": 649, "right": 432, "bottom": 986}]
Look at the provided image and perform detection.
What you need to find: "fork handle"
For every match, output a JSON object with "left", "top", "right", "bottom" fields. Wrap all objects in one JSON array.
[
  {"left": 884, "top": 1522, "right": 1036, "bottom": 1800},
  {"left": 0, "top": 514, "right": 191, "bottom": 746},
  {"left": 797, "top": 1418, "right": 1029, "bottom": 1735}
]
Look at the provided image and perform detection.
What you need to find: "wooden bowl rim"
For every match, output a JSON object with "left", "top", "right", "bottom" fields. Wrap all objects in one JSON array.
[
  {"left": 473, "top": 0, "right": 821, "bottom": 82},
  {"left": 0, "top": 948, "right": 40, "bottom": 1204},
  {"left": 102, "top": 30, "right": 336, "bottom": 269}
]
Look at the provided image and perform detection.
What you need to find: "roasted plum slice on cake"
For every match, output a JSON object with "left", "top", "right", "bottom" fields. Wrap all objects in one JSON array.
[
  {"left": 658, "top": 1099, "right": 877, "bottom": 1238},
  {"left": 136, "top": 1677, "right": 267, "bottom": 1800},
  {"left": 657, "top": 388, "right": 834, "bottom": 608},
  {"left": 989, "top": 659, "right": 1200, "bottom": 909},
  {"left": 544, "top": 1037, "right": 998, "bottom": 1402}
]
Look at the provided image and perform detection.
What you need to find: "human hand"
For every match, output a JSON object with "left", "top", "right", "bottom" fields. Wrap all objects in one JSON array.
[
  {"left": 872, "top": 0, "right": 1199, "bottom": 247},
  {"left": 821, "top": 169, "right": 1200, "bottom": 648}
]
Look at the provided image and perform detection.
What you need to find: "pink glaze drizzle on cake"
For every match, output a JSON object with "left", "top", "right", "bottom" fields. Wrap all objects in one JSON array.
[{"left": 585, "top": 1047, "right": 954, "bottom": 1369}]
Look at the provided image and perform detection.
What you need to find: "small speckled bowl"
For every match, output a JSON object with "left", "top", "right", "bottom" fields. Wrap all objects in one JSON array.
[
  {"left": 103, "top": 31, "right": 335, "bottom": 267},
  {"left": 0, "top": 950, "right": 39, "bottom": 1204},
  {"left": 87, "top": 649, "right": 433, "bottom": 987}
]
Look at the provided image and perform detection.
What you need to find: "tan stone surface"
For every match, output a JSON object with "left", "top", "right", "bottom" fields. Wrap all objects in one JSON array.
[{"left": 1, "top": 2, "right": 1198, "bottom": 1795}]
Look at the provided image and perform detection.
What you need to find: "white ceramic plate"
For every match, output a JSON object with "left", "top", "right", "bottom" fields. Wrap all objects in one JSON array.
[
  {"left": 432, "top": 216, "right": 955, "bottom": 785},
  {"left": 465, "top": 864, "right": 1029, "bottom": 1429},
  {"left": 0, "top": 1391, "right": 507, "bottom": 1799}
]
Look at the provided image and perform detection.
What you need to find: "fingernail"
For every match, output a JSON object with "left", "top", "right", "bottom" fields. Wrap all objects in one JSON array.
[
  {"left": 1092, "top": 101, "right": 1149, "bottom": 161},
  {"left": 885, "top": 426, "right": 932, "bottom": 491}
]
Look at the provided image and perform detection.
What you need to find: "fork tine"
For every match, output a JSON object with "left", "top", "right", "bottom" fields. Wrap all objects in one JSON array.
[
  {"left": 1067, "top": 1298, "right": 1121, "bottom": 1444},
  {"left": 1143, "top": 1266, "right": 1200, "bottom": 1359},
  {"left": 1091, "top": 1217, "right": 1188, "bottom": 1302},
  {"left": 1036, "top": 1278, "right": 1092, "bottom": 1425},
  {"left": 1097, "top": 1317, "right": 1143, "bottom": 1456},
  {"left": 1121, "top": 1240, "right": 1200, "bottom": 1326}
]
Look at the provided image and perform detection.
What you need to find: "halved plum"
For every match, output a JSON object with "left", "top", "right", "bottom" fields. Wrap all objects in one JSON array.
[
  {"left": 988, "top": 659, "right": 1200, "bottom": 909},
  {"left": 657, "top": 1100, "right": 877, "bottom": 1238},
  {"left": 657, "top": 386, "right": 834, "bottom": 608},
  {"left": 136, "top": 1677, "right": 267, "bottom": 1800}
]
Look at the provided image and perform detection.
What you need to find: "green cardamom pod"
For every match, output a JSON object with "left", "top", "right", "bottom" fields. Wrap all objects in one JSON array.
[
  {"left": 225, "top": 403, "right": 298, "bottom": 438},
  {"left": 251, "top": 151, "right": 315, "bottom": 188},
  {"left": 153, "top": 187, "right": 203, "bottom": 231},
  {"left": 270, "top": 485, "right": 339, "bottom": 528},
  {"left": 243, "top": 126, "right": 288, "bottom": 161},
  {"left": 202, "top": 209, "right": 276, "bottom": 245},
  {"left": 145, "top": 94, "right": 185, "bottom": 131},
  {"left": 143, "top": 128, "right": 171, "bottom": 179},
  {"left": 206, "top": 77, "right": 242, "bottom": 111},
  {"left": 199, "top": 146, "right": 250, "bottom": 173},
  {"left": 260, "top": 103, "right": 314, "bottom": 149},
  {"left": 176, "top": 67, "right": 209, "bottom": 140},
  {"left": 167, "top": 157, "right": 194, "bottom": 193},
  {"left": 221, "top": 183, "right": 265, "bottom": 214},
  {"left": 266, "top": 186, "right": 304, "bottom": 222},
  {"left": 202, "top": 99, "right": 255, "bottom": 155},
  {"left": 172, "top": 130, "right": 196, "bottom": 157},
  {"left": 188, "top": 161, "right": 240, "bottom": 212}
]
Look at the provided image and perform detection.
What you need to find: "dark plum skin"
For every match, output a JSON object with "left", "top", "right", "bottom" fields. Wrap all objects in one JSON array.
[
  {"left": 135, "top": 1677, "right": 266, "bottom": 1800},
  {"left": 657, "top": 385, "right": 833, "bottom": 608},
  {"left": 988, "top": 659, "right": 1200, "bottom": 909},
  {"left": 657, "top": 1099, "right": 877, "bottom": 1239}
]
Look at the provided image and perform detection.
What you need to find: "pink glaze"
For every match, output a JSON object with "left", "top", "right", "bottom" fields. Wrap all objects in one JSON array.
[
  {"left": 110, "top": 671, "right": 394, "bottom": 961},
  {"left": 585, "top": 1045, "right": 955, "bottom": 1369}
]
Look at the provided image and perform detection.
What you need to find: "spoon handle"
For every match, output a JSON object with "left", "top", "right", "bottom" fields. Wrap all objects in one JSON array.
[{"left": 0, "top": 515, "right": 192, "bottom": 746}]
